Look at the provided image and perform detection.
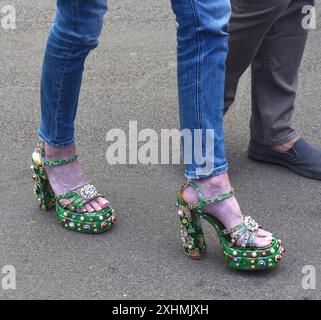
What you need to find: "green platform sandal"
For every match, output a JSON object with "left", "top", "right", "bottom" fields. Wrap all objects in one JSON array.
[
  {"left": 31, "top": 143, "right": 117, "bottom": 234},
  {"left": 176, "top": 181, "right": 285, "bottom": 270}
]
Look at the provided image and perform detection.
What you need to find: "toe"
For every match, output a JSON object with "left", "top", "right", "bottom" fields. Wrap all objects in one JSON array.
[
  {"left": 90, "top": 200, "right": 103, "bottom": 212},
  {"left": 253, "top": 236, "right": 272, "bottom": 248},
  {"left": 236, "top": 233, "right": 272, "bottom": 248},
  {"left": 85, "top": 203, "right": 95, "bottom": 213},
  {"left": 97, "top": 197, "right": 110, "bottom": 209},
  {"left": 257, "top": 228, "right": 273, "bottom": 237},
  {"left": 60, "top": 199, "right": 69, "bottom": 208}
]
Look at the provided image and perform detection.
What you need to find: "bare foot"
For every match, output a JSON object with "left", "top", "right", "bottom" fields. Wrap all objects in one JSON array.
[
  {"left": 182, "top": 173, "right": 272, "bottom": 247},
  {"left": 44, "top": 143, "right": 109, "bottom": 213}
]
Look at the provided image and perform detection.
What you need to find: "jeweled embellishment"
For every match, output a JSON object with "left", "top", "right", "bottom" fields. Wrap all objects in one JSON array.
[
  {"left": 258, "top": 260, "right": 266, "bottom": 268},
  {"left": 275, "top": 254, "right": 282, "bottom": 262},
  {"left": 189, "top": 248, "right": 200, "bottom": 258},
  {"left": 69, "top": 222, "right": 75, "bottom": 229},
  {"left": 181, "top": 219, "right": 188, "bottom": 227},
  {"left": 83, "top": 225, "right": 90, "bottom": 232},
  {"left": 244, "top": 216, "right": 259, "bottom": 232},
  {"left": 33, "top": 151, "right": 43, "bottom": 167},
  {"left": 101, "top": 222, "right": 108, "bottom": 229},
  {"left": 177, "top": 210, "right": 185, "bottom": 218},
  {"left": 80, "top": 184, "right": 97, "bottom": 200}
]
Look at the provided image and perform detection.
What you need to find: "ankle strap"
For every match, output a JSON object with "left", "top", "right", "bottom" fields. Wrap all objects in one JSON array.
[
  {"left": 184, "top": 180, "right": 235, "bottom": 210},
  {"left": 35, "top": 140, "right": 78, "bottom": 168},
  {"left": 42, "top": 155, "right": 78, "bottom": 168}
]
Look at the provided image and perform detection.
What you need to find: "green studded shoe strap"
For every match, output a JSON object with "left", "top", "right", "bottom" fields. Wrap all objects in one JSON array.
[
  {"left": 220, "top": 223, "right": 243, "bottom": 236},
  {"left": 36, "top": 141, "right": 45, "bottom": 154},
  {"left": 203, "top": 189, "right": 235, "bottom": 206},
  {"left": 56, "top": 191, "right": 84, "bottom": 212},
  {"left": 56, "top": 184, "right": 103, "bottom": 212},
  {"left": 42, "top": 155, "right": 78, "bottom": 168},
  {"left": 186, "top": 181, "right": 235, "bottom": 210},
  {"left": 35, "top": 140, "right": 78, "bottom": 168},
  {"left": 220, "top": 216, "right": 260, "bottom": 248},
  {"left": 187, "top": 181, "right": 204, "bottom": 203},
  {"left": 56, "top": 192, "right": 94, "bottom": 212}
]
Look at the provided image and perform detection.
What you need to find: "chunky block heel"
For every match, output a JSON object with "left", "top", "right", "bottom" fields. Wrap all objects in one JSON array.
[
  {"left": 31, "top": 142, "right": 117, "bottom": 234},
  {"left": 32, "top": 152, "right": 55, "bottom": 211},
  {"left": 176, "top": 181, "right": 285, "bottom": 270},
  {"left": 176, "top": 204, "right": 206, "bottom": 260}
]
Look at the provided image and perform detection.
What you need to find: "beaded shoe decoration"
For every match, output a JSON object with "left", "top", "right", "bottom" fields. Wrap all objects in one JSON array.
[
  {"left": 176, "top": 181, "right": 285, "bottom": 270},
  {"left": 31, "top": 142, "right": 117, "bottom": 234}
]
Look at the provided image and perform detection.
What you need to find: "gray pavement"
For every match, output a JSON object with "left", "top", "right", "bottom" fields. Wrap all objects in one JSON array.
[{"left": 0, "top": 0, "right": 321, "bottom": 300}]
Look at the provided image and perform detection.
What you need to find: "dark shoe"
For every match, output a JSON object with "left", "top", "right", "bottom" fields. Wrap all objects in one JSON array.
[{"left": 248, "top": 138, "right": 321, "bottom": 180}]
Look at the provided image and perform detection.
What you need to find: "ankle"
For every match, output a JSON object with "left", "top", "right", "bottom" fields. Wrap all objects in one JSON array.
[
  {"left": 44, "top": 143, "right": 76, "bottom": 161},
  {"left": 193, "top": 172, "right": 231, "bottom": 194},
  {"left": 271, "top": 137, "right": 300, "bottom": 153},
  {"left": 183, "top": 172, "right": 232, "bottom": 204}
]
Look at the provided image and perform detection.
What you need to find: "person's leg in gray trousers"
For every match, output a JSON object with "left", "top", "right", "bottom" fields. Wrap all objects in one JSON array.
[{"left": 225, "top": 0, "right": 321, "bottom": 180}]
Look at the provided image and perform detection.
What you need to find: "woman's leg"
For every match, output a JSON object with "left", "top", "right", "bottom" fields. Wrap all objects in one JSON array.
[
  {"left": 38, "top": 0, "right": 109, "bottom": 212},
  {"left": 171, "top": 0, "right": 271, "bottom": 247}
]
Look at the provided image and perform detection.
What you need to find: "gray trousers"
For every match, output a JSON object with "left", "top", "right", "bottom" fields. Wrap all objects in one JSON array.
[{"left": 225, "top": 0, "right": 315, "bottom": 146}]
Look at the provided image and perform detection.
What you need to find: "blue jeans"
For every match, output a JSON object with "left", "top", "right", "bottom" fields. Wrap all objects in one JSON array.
[{"left": 39, "top": 0, "right": 231, "bottom": 179}]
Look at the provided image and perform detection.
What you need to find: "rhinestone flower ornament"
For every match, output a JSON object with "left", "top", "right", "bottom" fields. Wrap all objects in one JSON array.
[
  {"left": 80, "top": 184, "right": 98, "bottom": 200},
  {"left": 243, "top": 216, "right": 259, "bottom": 232}
]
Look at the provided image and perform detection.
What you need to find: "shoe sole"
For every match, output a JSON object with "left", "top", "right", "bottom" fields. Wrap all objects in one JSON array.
[{"left": 248, "top": 150, "right": 321, "bottom": 180}]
